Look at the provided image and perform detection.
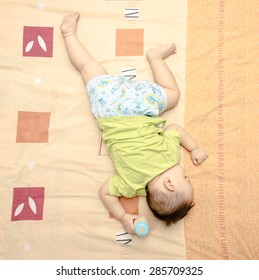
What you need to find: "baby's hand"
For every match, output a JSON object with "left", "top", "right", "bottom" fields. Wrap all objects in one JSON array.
[
  {"left": 191, "top": 147, "right": 208, "bottom": 166},
  {"left": 120, "top": 213, "right": 139, "bottom": 234}
]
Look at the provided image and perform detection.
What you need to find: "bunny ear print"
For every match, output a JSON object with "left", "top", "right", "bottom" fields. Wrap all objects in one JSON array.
[
  {"left": 28, "top": 196, "right": 37, "bottom": 214},
  {"left": 23, "top": 26, "right": 53, "bottom": 57},
  {"left": 11, "top": 187, "right": 45, "bottom": 221},
  {"left": 37, "top": 35, "right": 47, "bottom": 52},
  {"left": 14, "top": 203, "right": 25, "bottom": 217},
  {"left": 13, "top": 198, "right": 37, "bottom": 217},
  {"left": 25, "top": 41, "right": 34, "bottom": 53},
  {"left": 25, "top": 37, "right": 47, "bottom": 53}
]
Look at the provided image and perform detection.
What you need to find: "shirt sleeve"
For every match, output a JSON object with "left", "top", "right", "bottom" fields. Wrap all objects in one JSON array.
[
  {"left": 163, "top": 130, "right": 181, "bottom": 160},
  {"left": 164, "top": 130, "right": 180, "bottom": 144},
  {"left": 108, "top": 174, "right": 137, "bottom": 198}
]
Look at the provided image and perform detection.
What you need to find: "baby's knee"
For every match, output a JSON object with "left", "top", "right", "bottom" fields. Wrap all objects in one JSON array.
[{"left": 164, "top": 88, "right": 180, "bottom": 110}]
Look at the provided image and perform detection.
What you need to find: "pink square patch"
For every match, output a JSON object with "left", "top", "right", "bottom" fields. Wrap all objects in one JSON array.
[
  {"left": 23, "top": 26, "right": 53, "bottom": 57},
  {"left": 11, "top": 187, "right": 45, "bottom": 221}
]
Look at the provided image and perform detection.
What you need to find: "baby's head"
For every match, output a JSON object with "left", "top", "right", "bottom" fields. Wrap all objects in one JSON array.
[{"left": 146, "top": 164, "right": 194, "bottom": 225}]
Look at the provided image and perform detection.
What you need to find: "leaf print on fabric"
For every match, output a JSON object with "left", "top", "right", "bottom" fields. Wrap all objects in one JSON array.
[
  {"left": 25, "top": 41, "right": 34, "bottom": 53},
  {"left": 28, "top": 196, "right": 37, "bottom": 214},
  {"left": 37, "top": 35, "right": 47, "bottom": 52},
  {"left": 11, "top": 187, "right": 45, "bottom": 221},
  {"left": 14, "top": 203, "right": 25, "bottom": 217},
  {"left": 23, "top": 26, "right": 53, "bottom": 57}
]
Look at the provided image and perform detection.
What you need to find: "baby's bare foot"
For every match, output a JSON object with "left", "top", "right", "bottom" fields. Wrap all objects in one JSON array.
[
  {"left": 146, "top": 43, "right": 177, "bottom": 62},
  {"left": 60, "top": 12, "right": 80, "bottom": 37}
]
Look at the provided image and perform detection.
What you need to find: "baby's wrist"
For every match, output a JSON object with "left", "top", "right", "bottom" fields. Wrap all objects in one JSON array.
[
  {"left": 190, "top": 145, "right": 199, "bottom": 153},
  {"left": 118, "top": 212, "right": 126, "bottom": 221}
]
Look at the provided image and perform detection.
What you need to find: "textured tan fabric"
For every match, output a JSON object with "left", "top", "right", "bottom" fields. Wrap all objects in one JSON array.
[{"left": 184, "top": 0, "right": 259, "bottom": 259}]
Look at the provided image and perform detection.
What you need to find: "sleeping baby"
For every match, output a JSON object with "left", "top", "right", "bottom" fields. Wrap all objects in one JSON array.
[{"left": 60, "top": 12, "right": 208, "bottom": 234}]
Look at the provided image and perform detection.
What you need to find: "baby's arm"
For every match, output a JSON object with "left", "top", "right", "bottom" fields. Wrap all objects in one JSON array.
[
  {"left": 99, "top": 180, "right": 139, "bottom": 234},
  {"left": 165, "top": 124, "right": 208, "bottom": 166}
]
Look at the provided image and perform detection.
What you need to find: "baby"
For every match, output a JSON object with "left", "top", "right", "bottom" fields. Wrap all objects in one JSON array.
[{"left": 61, "top": 13, "right": 208, "bottom": 234}]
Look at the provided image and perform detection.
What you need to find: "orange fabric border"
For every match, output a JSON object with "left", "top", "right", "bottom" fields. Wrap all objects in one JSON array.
[{"left": 184, "top": 0, "right": 258, "bottom": 259}]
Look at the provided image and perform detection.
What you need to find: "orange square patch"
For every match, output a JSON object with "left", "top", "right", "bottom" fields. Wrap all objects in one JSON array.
[
  {"left": 109, "top": 197, "right": 139, "bottom": 218},
  {"left": 116, "top": 29, "right": 144, "bottom": 56},
  {"left": 16, "top": 111, "right": 51, "bottom": 143}
]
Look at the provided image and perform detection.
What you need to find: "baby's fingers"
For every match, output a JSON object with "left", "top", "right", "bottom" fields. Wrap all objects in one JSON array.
[
  {"left": 192, "top": 158, "right": 199, "bottom": 166},
  {"left": 192, "top": 156, "right": 208, "bottom": 166}
]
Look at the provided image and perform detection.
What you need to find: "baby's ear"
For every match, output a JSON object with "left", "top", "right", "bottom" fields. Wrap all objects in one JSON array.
[{"left": 164, "top": 178, "right": 175, "bottom": 191}]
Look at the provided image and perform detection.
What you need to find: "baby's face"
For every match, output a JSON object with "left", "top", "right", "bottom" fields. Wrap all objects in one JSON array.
[{"left": 148, "top": 164, "right": 194, "bottom": 202}]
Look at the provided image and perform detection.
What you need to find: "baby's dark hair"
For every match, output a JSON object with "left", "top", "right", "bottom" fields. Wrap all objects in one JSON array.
[{"left": 146, "top": 186, "right": 194, "bottom": 226}]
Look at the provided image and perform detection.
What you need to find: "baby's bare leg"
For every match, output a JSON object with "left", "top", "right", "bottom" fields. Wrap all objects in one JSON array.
[
  {"left": 60, "top": 13, "right": 107, "bottom": 84},
  {"left": 146, "top": 44, "right": 180, "bottom": 110}
]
